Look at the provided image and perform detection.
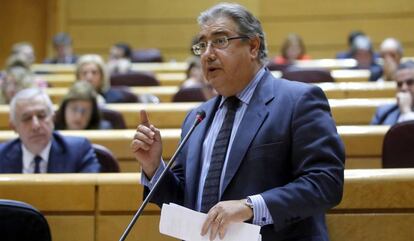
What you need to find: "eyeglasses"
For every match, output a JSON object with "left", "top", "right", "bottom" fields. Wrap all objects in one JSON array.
[
  {"left": 397, "top": 79, "right": 414, "bottom": 88},
  {"left": 192, "top": 36, "right": 250, "bottom": 56}
]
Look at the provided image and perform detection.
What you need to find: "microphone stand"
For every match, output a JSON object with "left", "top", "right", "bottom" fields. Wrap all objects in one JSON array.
[{"left": 119, "top": 111, "right": 205, "bottom": 241}]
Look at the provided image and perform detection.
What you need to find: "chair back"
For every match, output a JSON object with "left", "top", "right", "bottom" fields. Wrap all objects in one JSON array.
[
  {"left": 110, "top": 72, "right": 160, "bottom": 87},
  {"left": 382, "top": 120, "right": 414, "bottom": 168},
  {"left": 131, "top": 48, "right": 163, "bottom": 62},
  {"left": 266, "top": 62, "right": 290, "bottom": 72},
  {"left": 282, "top": 68, "right": 334, "bottom": 83},
  {"left": 172, "top": 86, "right": 207, "bottom": 102},
  {"left": 92, "top": 143, "right": 120, "bottom": 172},
  {"left": 0, "top": 199, "right": 52, "bottom": 241},
  {"left": 108, "top": 87, "right": 139, "bottom": 103},
  {"left": 100, "top": 108, "right": 127, "bottom": 129}
]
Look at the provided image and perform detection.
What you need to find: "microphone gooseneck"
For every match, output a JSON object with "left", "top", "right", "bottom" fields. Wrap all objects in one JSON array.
[{"left": 119, "top": 110, "right": 206, "bottom": 241}]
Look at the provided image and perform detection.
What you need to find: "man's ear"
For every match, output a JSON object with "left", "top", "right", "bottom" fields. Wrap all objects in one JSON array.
[
  {"left": 249, "top": 35, "right": 261, "bottom": 60},
  {"left": 9, "top": 121, "right": 17, "bottom": 133}
]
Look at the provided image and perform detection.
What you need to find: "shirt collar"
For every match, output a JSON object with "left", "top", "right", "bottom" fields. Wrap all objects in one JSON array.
[{"left": 22, "top": 141, "right": 52, "bottom": 170}]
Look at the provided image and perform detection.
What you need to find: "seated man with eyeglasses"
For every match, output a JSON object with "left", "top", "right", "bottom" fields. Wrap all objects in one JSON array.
[
  {"left": 371, "top": 63, "right": 414, "bottom": 124},
  {"left": 0, "top": 88, "right": 101, "bottom": 173}
]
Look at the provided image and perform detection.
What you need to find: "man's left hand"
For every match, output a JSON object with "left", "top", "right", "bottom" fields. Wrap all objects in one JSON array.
[{"left": 201, "top": 199, "right": 253, "bottom": 241}]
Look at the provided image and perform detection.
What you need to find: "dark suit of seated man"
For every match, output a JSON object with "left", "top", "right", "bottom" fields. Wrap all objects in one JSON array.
[
  {"left": 371, "top": 65, "right": 414, "bottom": 125},
  {"left": 0, "top": 88, "right": 100, "bottom": 173}
]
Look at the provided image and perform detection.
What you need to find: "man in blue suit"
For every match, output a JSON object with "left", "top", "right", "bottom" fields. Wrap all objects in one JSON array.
[
  {"left": 371, "top": 65, "right": 414, "bottom": 125},
  {"left": 0, "top": 88, "right": 100, "bottom": 173},
  {"left": 131, "top": 3, "right": 344, "bottom": 241}
]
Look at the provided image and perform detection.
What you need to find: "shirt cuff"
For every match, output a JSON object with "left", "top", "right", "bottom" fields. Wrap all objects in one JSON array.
[
  {"left": 248, "top": 195, "right": 274, "bottom": 226},
  {"left": 140, "top": 160, "right": 166, "bottom": 189}
]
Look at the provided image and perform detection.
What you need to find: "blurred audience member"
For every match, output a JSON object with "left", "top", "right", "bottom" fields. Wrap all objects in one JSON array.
[
  {"left": 178, "top": 57, "right": 216, "bottom": 100},
  {"left": 55, "top": 81, "right": 112, "bottom": 130},
  {"left": 107, "top": 42, "right": 132, "bottom": 75},
  {"left": 0, "top": 54, "right": 48, "bottom": 104},
  {"left": 11, "top": 42, "right": 35, "bottom": 66},
  {"left": 44, "top": 32, "right": 78, "bottom": 64},
  {"left": 0, "top": 66, "right": 35, "bottom": 104},
  {"left": 378, "top": 38, "right": 404, "bottom": 82},
  {"left": 371, "top": 64, "right": 414, "bottom": 125},
  {"left": 76, "top": 54, "right": 130, "bottom": 103},
  {"left": 273, "top": 33, "right": 310, "bottom": 65},
  {"left": 0, "top": 88, "right": 101, "bottom": 173},
  {"left": 336, "top": 30, "right": 365, "bottom": 59},
  {"left": 350, "top": 35, "right": 382, "bottom": 81}
]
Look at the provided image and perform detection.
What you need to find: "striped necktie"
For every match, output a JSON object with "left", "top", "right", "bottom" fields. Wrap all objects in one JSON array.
[{"left": 201, "top": 96, "right": 240, "bottom": 213}]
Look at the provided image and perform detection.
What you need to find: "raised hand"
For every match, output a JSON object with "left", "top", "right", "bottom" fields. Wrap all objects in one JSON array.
[{"left": 130, "top": 110, "right": 163, "bottom": 178}]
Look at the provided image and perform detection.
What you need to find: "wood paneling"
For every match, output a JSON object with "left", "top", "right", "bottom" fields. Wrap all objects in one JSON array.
[
  {"left": 0, "top": 0, "right": 49, "bottom": 66},
  {"left": 2, "top": 0, "right": 414, "bottom": 63},
  {"left": 46, "top": 216, "right": 95, "bottom": 241}
]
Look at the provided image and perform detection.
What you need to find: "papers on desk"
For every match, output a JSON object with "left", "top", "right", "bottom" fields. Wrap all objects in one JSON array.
[{"left": 160, "top": 203, "right": 261, "bottom": 241}]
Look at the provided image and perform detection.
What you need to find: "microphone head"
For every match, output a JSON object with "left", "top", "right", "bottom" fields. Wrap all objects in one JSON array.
[{"left": 196, "top": 111, "right": 206, "bottom": 124}]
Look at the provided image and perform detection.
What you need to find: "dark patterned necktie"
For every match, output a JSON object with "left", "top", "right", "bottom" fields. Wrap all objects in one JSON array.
[
  {"left": 34, "top": 156, "right": 42, "bottom": 174},
  {"left": 201, "top": 96, "right": 240, "bottom": 213}
]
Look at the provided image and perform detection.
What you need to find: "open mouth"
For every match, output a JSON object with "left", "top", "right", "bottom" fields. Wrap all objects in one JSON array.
[{"left": 208, "top": 67, "right": 220, "bottom": 73}]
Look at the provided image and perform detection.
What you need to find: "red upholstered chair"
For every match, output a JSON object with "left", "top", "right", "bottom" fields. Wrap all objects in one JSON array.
[
  {"left": 110, "top": 72, "right": 160, "bottom": 87},
  {"left": 0, "top": 199, "right": 52, "bottom": 241},
  {"left": 100, "top": 108, "right": 127, "bottom": 129},
  {"left": 282, "top": 68, "right": 334, "bottom": 83},
  {"left": 93, "top": 143, "right": 120, "bottom": 172},
  {"left": 382, "top": 120, "right": 414, "bottom": 168},
  {"left": 172, "top": 86, "right": 207, "bottom": 102},
  {"left": 131, "top": 48, "right": 163, "bottom": 63}
]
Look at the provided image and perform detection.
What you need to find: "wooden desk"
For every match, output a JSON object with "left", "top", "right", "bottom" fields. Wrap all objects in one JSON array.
[
  {"left": 295, "top": 59, "right": 357, "bottom": 70},
  {"left": 316, "top": 81, "right": 396, "bottom": 98},
  {"left": 1, "top": 169, "right": 413, "bottom": 241},
  {"left": 43, "top": 81, "right": 396, "bottom": 104},
  {"left": 0, "top": 125, "right": 389, "bottom": 171},
  {"left": 33, "top": 62, "right": 188, "bottom": 74},
  {"left": 45, "top": 86, "right": 180, "bottom": 103},
  {"left": 38, "top": 72, "right": 186, "bottom": 88},
  {"left": 0, "top": 99, "right": 394, "bottom": 131}
]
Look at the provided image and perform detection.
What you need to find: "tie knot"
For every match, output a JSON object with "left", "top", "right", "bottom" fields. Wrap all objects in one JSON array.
[
  {"left": 225, "top": 96, "right": 240, "bottom": 111},
  {"left": 34, "top": 156, "right": 42, "bottom": 164}
]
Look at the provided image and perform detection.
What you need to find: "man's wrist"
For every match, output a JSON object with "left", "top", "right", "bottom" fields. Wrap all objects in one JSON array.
[{"left": 241, "top": 198, "right": 254, "bottom": 222}]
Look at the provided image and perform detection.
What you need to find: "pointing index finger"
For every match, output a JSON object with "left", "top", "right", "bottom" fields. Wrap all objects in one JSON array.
[{"left": 140, "top": 109, "right": 150, "bottom": 128}]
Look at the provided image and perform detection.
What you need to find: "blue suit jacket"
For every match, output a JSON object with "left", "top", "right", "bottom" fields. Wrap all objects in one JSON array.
[
  {"left": 371, "top": 103, "right": 399, "bottom": 125},
  {"left": 147, "top": 70, "right": 345, "bottom": 241},
  {"left": 0, "top": 132, "right": 101, "bottom": 173}
]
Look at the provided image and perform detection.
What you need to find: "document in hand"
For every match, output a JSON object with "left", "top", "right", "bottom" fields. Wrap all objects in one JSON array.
[{"left": 160, "top": 203, "right": 261, "bottom": 241}]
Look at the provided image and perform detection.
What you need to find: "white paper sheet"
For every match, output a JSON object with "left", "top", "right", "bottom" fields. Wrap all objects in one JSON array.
[{"left": 159, "top": 203, "right": 261, "bottom": 241}]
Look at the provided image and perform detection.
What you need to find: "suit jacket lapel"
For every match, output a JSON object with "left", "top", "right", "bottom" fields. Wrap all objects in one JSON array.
[
  {"left": 47, "top": 134, "right": 64, "bottom": 172},
  {"left": 222, "top": 71, "right": 275, "bottom": 194},
  {"left": 186, "top": 97, "right": 221, "bottom": 208}
]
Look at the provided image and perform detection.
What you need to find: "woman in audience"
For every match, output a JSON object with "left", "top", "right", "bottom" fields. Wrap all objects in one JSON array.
[
  {"left": 76, "top": 54, "right": 128, "bottom": 103},
  {"left": 55, "top": 81, "right": 112, "bottom": 130},
  {"left": 175, "top": 56, "right": 216, "bottom": 101},
  {"left": 273, "top": 33, "right": 310, "bottom": 65}
]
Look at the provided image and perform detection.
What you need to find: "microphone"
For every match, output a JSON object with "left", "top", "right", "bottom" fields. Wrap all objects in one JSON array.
[{"left": 119, "top": 110, "right": 206, "bottom": 241}]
